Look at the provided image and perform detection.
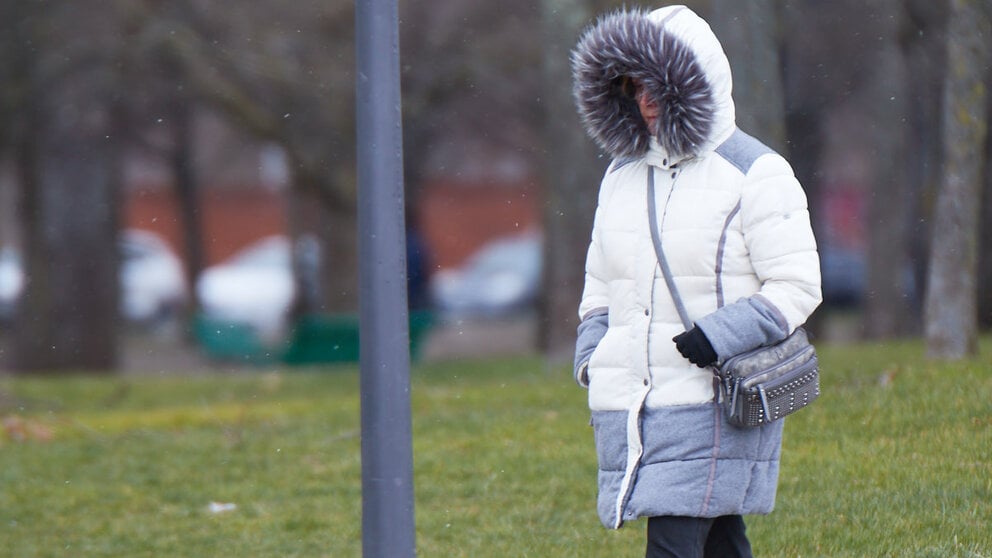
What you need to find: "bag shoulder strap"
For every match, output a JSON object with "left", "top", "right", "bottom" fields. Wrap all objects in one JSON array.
[{"left": 646, "top": 167, "right": 694, "bottom": 331}]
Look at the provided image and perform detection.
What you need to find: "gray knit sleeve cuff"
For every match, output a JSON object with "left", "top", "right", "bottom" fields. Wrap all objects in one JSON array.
[
  {"left": 694, "top": 295, "right": 790, "bottom": 362},
  {"left": 574, "top": 308, "right": 609, "bottom": 387}
]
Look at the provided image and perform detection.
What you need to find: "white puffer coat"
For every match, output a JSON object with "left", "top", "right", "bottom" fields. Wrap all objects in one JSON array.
[{"left": 571, "top": 6, "right": 821, "bottom": 528}]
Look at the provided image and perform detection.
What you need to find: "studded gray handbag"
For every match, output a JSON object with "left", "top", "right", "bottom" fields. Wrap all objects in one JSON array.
[
  {"left": 715, "top": 327, "right": 819, "bottom": 426},
  {"left": 647, "top": 168, "right": 820, "bottom": 427}
]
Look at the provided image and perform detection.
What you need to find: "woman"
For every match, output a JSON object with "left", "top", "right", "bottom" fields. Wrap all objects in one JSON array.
[{"left": 570, "top": 6, "right": 821, "bottom": 557}]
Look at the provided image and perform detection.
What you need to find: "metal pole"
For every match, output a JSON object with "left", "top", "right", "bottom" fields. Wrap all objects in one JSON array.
[{"left": 356, "top": 1, "right": 416, "bottom": 556}]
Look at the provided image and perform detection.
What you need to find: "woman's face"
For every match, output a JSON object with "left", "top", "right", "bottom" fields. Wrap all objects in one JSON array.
[{"left": 631, "top": 78, "right": 659, "bottom": 133}]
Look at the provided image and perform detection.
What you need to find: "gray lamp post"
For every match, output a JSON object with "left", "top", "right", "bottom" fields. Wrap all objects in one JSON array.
[{"left": 356, "top": 0, "right": 416, "bottom": 556}]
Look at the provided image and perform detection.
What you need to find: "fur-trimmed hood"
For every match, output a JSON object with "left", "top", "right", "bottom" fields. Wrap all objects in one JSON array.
[{"left": 571, "top": 6, "right": 736, "bottom": 162}]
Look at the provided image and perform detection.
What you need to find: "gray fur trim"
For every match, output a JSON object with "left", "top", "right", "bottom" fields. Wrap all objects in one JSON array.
[{"left": 571, "top": 9, "right": 716, "bottom": 160}]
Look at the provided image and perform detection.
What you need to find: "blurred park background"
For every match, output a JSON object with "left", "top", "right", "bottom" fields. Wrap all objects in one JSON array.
[
  {"left": 0, "top": 1, "right": 990, "bottom": 556},
  {"left": 0, "top": 0, "right": 989, "bottom": 374}
]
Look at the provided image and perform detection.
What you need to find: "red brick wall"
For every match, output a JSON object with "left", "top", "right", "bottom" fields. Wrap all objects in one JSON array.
[
  {"left": 125, "top": 178, "right": 539, "bottom": 271},
  {"left": 125, "top": 188, "right": 287, "bottom": 265}
]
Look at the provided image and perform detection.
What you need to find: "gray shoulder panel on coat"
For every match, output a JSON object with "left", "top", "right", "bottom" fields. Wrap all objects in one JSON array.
[{"left": 715, "top": 129, "right": 775, "bottom": 174}]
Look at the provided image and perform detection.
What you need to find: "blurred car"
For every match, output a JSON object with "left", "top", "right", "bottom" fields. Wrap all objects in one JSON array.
[
  {"left": 0, "top": 246, "right": 24, "bottom": 324},
  {"left": 1, "top": 231, "right": 187, "bottom": 327},
  {"left": 430, "top": 230, "right": 542, "bottom": 318},
  {"left": 119, "top": 229, "right": 188, "bottom": 325},
  {"left": 195, "top": 235, "right": 295, "bottom": 337},
  {"left": 819, "top": 247, "right": 866, "bottom": 307}
]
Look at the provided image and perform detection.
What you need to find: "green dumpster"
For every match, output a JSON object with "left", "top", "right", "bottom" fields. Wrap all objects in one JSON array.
[
  {"left": 281, "top": 311, "right": 434, "bottom": 366},
  {"left": 192, "top": 314, "right": 282, "bottom": 365}
]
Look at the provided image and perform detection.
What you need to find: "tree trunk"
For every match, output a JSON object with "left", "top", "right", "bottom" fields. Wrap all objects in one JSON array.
[
  {"left": 538, "top": 0, "right": 606, "bottom": 364},
  {"left": 979, "top": 84, "right": 992, "bottom": 328},
  {"left": 287, "top": 180, "right": 358, "bottom": 315},
  {"left": 14, "top": 66, "right": 121, "bottom": 373},
  {"left": 708, "top": 0, "right": 786, "bottom": 151},
  {"left": 171, "top": 99, "right": 205, "bottom": 319},
  {"left": 924, "top": 0, "right": 990, "bottom": 359},
  {"left": 780, "top": 2, "right": 837, "bottom": 336},
  {"left": 863, "top": 3, "right": 914, "bottom": 339},
  {"left": 904, "top": 0, "right": 950, "bottom": 331}
]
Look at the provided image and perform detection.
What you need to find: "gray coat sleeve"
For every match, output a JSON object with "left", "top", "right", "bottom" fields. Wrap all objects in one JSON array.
[
  {"left": 573, "top": 309, "right": 609, "bottom": 387},
  {"left": 694, "top": 294, "right": 789, "bottom": 362}
]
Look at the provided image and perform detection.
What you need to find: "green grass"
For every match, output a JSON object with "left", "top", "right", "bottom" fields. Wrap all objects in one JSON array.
[{"left": 0, "top": 340, "right": 990, "bottom": 557}]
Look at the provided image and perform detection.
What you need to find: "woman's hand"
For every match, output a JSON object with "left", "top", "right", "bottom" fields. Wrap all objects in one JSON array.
[{"left": 673, "top": 327, "right": 717, "bottom": 367}]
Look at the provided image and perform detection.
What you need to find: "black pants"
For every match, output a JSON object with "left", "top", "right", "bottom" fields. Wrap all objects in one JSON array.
[{"left": 645, "top": 515, "right": 752, "bottom": 558}]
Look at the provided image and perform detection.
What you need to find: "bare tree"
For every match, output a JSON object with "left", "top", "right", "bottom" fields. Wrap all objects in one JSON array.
[
  {"left": 780, "top": 2, "right": 831, "bottom": 308},
  {"left": 924, "top": 0, "right": 990, "bottom": 359},
  {"left": 112, "top": 2, "right": 209, "bottom": 320},
  {"left": 166, "top": 95, "right": 206, "bottom": 318},
  {"left": 708, "top": 0, "right": 786, "bottom": 150},
  {"left": 780, "top": 1, "right": 935, "bottom": 339},
  {"left": 539, "top": 0, "right": 606, "bottom": 363},
  {"left": 903, "top": 0, "right": 949, "bottom": 332},
  {"left": 131, "top": 0, "right": 549, "bottom": 317},
  {"left": 123, "top": 0, "right": 360, "bottom": 313},
  {"left": 980, "top": 84, "right": 992, "bottom": 327},
  {"left": 863, "top": 1, "right": 915, "bottom": 338},
  {"left": 401, "top": 0, "right": 544, "bottom": 191},
  {"left": 8, "top": 2, "right": 123, "bottom": 372}
]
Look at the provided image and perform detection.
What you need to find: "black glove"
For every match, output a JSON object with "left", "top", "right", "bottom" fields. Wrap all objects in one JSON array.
[{"left": 673, "top": 327, "right": 717, "bottom": 368}]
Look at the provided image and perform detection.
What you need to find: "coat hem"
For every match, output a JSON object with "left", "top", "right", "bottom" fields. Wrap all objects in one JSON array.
[{"left": 591, "top": 404, "right": 783, "bottom": 529}]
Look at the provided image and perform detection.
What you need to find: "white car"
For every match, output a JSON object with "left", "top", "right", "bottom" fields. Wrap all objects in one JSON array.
[
  {"left": 119, "top": 229, "right": 189, "bottom": 325},
  {"left": 0, "top": 246, "right": 24, "bottom": 324},
  {"left": 195, "top": 236, "right": 296, "bottom": 337},
  {"left": 430, "top": 230, "right": 543, "bottom": 318}
]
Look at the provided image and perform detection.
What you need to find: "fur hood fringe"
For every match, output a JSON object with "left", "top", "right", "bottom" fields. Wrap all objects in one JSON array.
[{"left": 571, "top": 7, "right": 731, "bottom": 161}]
